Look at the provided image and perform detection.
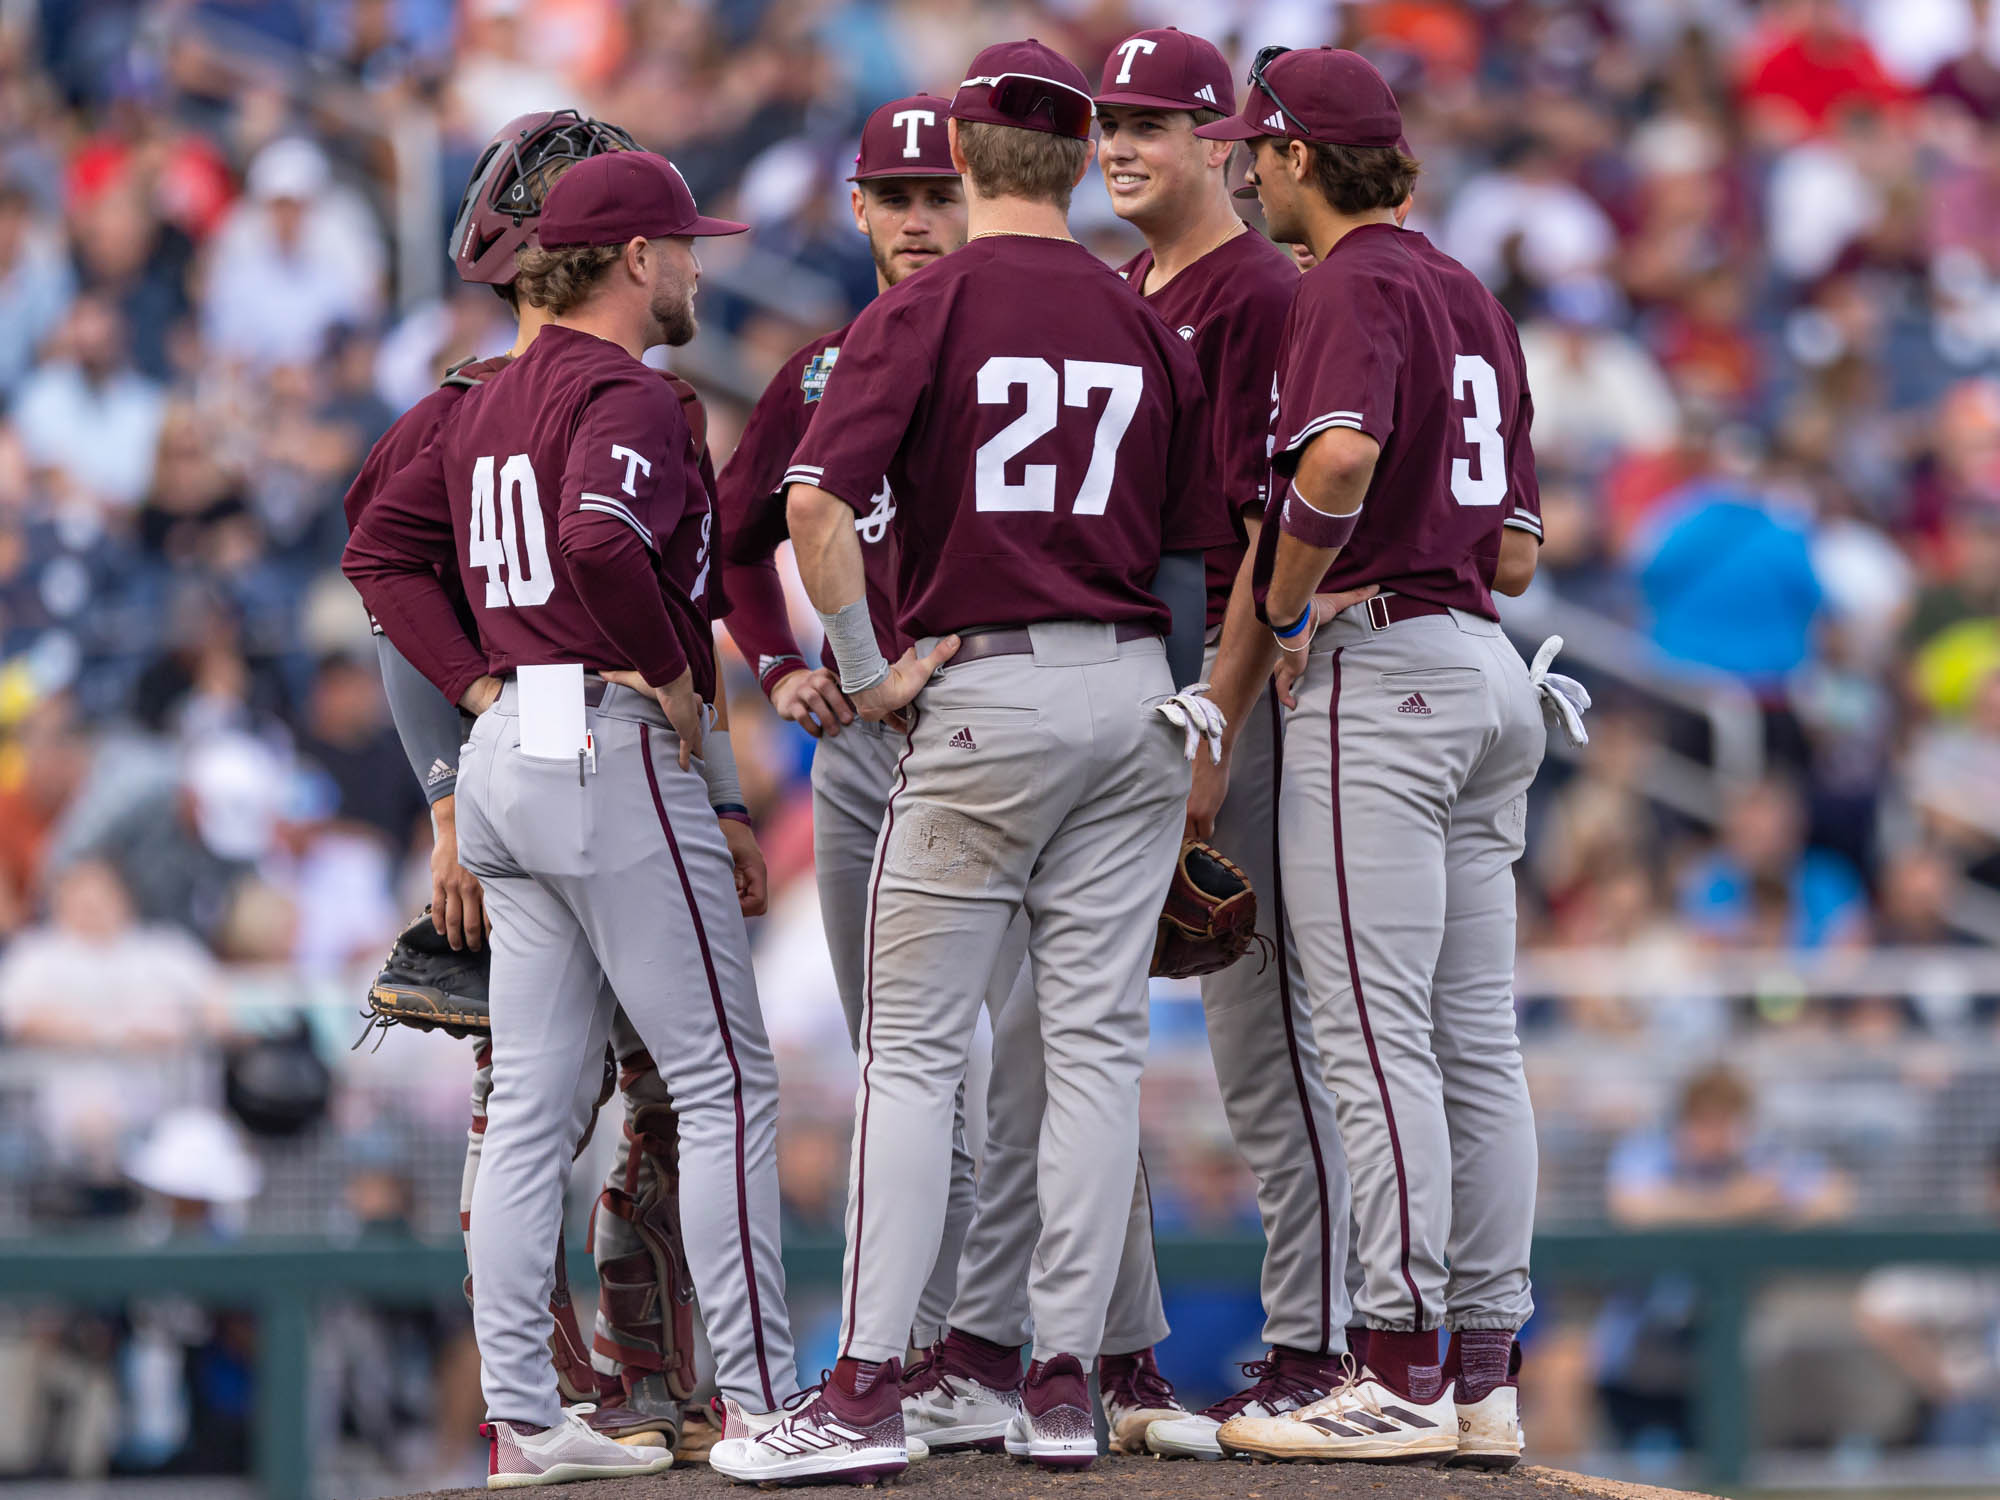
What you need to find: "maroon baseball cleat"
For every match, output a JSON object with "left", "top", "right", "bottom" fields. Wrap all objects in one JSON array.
[{"left": 1003, "top": 1354, "right": 1098, "bottom": 1469}]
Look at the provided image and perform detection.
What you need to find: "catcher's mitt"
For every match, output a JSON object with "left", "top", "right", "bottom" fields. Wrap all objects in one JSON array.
[
  {"left": 1151, "top": 839, "right": 1261, "bottom": 979},
  {"left": 365, "top": 910, "right": 491, "bottom": 1038}
]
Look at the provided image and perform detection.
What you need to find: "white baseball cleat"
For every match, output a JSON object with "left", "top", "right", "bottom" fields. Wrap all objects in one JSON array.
[
  {"left": 709, "top": 1367, "right": 909, "bottom": 1486},
  {"left": 1145, "top": 1347, "right": 1348, "bottom": 1460},
  {"left": 1218, "top": 1369, "right": 1457, "bottom": 1463},
  {"left": 1003, "top": 1355, "right": 1099, "bottom": 1470},
  {"left": 1449, "top": 1382, "right": 1524, "bottom": 1469},
  {"left": 712, "top": 1392, "right": 931, "bottom": 1466},
  {"left": 484, "top": 1407, "right": 673, "bottom": 1488},
  {"left": 902, "top": 1342, "right": 1024, "bottom": 1452},
  {"left": 1098, "top": 1346, "right": 1187, "bottom": 1454}
]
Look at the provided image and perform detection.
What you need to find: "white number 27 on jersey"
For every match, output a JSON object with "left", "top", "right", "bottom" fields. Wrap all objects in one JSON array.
[
  {"left": 1449, "top": 353, "right": 1507, "bottom": 508},
  {"left": 973, "top": 357, "right": 1143, "bottom": 513},
  {"left": 468, "top": 454, "right": 555, "bottom": 608}
]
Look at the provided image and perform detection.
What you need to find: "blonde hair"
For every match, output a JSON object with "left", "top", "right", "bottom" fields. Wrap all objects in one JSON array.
[{"left": 955, "top": 121, "right": 1088, "bottom": 209}]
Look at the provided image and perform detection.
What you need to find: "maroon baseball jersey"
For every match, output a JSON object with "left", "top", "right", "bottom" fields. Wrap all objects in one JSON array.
[
  {"left": 717, "top": 321, "right": 905, "bottom": 698},
  {"left": 1257, "top": 223, "right": 1540, "bottom": 620},
  {"left": 784, "top": 236, "right": 1231, "bottom": 640},
  {"left": 343, "top": 325, "right": 718, "bottom": 705},
  {"left": 1117, "top": 228, "right": 1297, "bottom": 625}
]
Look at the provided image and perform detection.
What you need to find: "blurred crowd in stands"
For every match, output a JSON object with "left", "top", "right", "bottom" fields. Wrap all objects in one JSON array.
[{"left": 2, "top": 0, "right": 2000, "bottom": 1482}]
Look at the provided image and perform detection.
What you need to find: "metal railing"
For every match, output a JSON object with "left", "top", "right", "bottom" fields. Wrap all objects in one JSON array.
[
  {"left": 4, "top": 1227, "right": 1998, "bottom": 1498},
  {"left": 1499, "top": 587, "right": 1765, "bottom": 823}
]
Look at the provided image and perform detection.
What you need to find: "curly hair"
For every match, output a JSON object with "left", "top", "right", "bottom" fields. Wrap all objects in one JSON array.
[
  {"left": 1304, "top": 142, "right": 1421, "bottom": 215},
  {"left": 512, "top": 243, "right": 623, "bottom": 315}
]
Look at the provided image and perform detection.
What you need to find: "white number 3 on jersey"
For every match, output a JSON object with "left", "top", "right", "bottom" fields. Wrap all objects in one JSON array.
[
  {"left": 469, "top": 454, "right": 555, "bottom": 607},
  {"left": 1449, "top": 353, "right": 1507, "bottom": 508}
]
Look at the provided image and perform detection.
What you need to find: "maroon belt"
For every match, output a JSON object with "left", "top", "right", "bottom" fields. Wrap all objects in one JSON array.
[
  {"left": 949, "top": 622, "right": 1156, "bottom": 667},
  {"left": 1360, "top": 594, "right": 1450, "bottom": 632}
]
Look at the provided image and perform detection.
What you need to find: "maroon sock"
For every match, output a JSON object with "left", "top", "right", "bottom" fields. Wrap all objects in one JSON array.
[
  {"left": 1364, "top": 1330, "right": 1443, "bottom": 1403},
  {"left": 827, "top": 1357, "right": 902, "bottom": 1424},
  {"left": 1448, "top": 1330, "right": 1516, "bottom": 1403},
  {"left": 942, "top": 1326, "right": 1025, "bottom": 1391}
]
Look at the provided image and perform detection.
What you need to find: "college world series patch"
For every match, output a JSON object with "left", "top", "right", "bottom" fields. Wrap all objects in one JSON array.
[{"left": 801, "top": 346, "right": 840, "bottom": 402}]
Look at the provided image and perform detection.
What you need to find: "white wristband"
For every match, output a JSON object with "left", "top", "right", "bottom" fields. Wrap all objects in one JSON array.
[
  {"left": 816, "top": 598, "right": 890, "bottom": 695},
  {"left": 697, "top": 729, "right": 744, "bottom": 810}
]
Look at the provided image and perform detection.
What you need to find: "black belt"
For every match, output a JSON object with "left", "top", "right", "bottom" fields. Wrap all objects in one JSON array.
[
  {"left": 949, "top": 623, "right": 1156, "bottom": 668},
  {"left": 1361, "top": 594, "right": 1451, "bottom": 632}
]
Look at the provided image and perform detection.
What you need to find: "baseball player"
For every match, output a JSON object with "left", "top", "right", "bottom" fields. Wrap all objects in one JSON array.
[
  {"left": 716, "top": 96, "right": 994, "bottom": 1360},
  {"left": 719, "top": 97, "right": 1181, "bottom": 1430},
  {"left": 1185, "top": 49, "right": 1567, "bottom": 1466},
  {"left": 921, "top": 28, "right": 1372, "bottom": 1461},
  {"left": 344, "top": 111, "right": 713, "bottom": 1459},
  {"left": 709, "top": 39, "right": 1231, "bottom": 1484},
  {"left": 344, "top": 151, "right": 801, "bottom": 1485}
]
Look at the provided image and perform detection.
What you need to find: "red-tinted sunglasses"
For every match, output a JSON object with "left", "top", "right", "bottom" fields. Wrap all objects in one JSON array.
[{"left": 963, "top": 72, "right": 1095, "bottom": 137}]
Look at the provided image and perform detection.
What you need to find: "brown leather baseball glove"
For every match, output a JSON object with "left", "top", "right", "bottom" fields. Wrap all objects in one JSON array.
[
  {"left": 1151, "top": 839, "right": 1260, "bottom": 979},
  {"left": 365, "top": 910, "right": 490, "bottom": 1038}
]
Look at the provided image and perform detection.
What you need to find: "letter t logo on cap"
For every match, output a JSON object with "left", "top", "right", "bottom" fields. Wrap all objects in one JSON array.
[
  {"left": 892, "top": 108, "right": 936, "bottom": 158},
  {"left": 1113, "top": 36, "right": 1157, "bottom": 84}
]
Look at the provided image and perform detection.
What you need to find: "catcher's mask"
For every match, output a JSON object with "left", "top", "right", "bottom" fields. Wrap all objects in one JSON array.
[{"left": 451, "top": 110, "right": 640, "bottom": 287}]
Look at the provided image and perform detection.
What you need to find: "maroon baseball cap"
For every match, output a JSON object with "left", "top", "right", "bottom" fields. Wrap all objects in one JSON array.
[
  {"left": 850, "top": 94, "right": 958, "bottom": 180},
  {"left": 951, "top": 39, "right": 1095, "bottom": 140},
  {"left": 536, "top": 150, "right": 748, "bottom": 247},
  {"left": 1193, "top": 46, "right": 1402, "bottom": 148},
  {"left": 1095, "top": 28, "right": 1234, "bottom": 115}
]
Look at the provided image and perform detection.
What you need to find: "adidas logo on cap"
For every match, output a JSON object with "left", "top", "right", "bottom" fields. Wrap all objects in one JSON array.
[
  {"left": 948, "top": 726, "right": 978, "bottom": 750},
  {"left": 1397, "top": 693, "right": 1431, "bottom": 716},
  {"left": 1195, "top": 84, "right": 1218, "bottom": 104},
  {"left": 1263, "top": 110, "right": 1285, "bottom": 131}
]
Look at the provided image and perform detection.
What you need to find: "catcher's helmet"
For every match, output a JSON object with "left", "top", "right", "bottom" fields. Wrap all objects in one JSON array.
[{"left": 450, "top": 109, "right": 639, "bottom": 285}]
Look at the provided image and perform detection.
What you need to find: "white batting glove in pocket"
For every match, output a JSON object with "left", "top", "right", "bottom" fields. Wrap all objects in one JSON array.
[
  {"left": 1156, "top": 685, "right": 1227, "bottom": 764},
  {"left": 1528, "top": 636, "right": 1591, "bottom": 749}
]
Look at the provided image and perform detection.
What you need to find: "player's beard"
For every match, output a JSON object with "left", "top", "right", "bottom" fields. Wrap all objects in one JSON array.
[{"left": 652, "top": 271, "right": 698, "bottom": 347}]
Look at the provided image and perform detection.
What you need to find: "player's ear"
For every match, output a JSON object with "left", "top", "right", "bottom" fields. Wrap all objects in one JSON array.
[
  {"left": 1074, "top": 137, "right": 1097, "bottom": 186},
  {"left": 851, "top": 185, "right": 869, "bottom": 237},
  {"left": 1205, "top": 136, "right": 1234, "bottom": 173},
  {"left": 1287, "top": 139, "right": 1311, "bottom": 183},
  {"left": 947, "top": 117, "right": 968, "bottom": 176},
  {"left": 622, "top": 235, "right": 650, "bottom": 284}
]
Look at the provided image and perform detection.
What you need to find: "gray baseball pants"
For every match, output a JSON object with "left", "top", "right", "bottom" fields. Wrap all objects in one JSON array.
[
  {"left": 945, "top": 642, "right": 1353, "bottom": 1356},
  {"left": 457, "top": 680, "right": 798, "bottom": 1425},
  {"left": 1280, "top": 606, "right": 1544, "bottom": 1335},
  {"left": 839, "top": 623, "right": 1188, "bottom": 1364},
  {"left": 946, "top": 965, "right": 1168, "bottom": 1355},
  {"left": 811, "top": 719, "right": 1019, "bottom": 1349}
]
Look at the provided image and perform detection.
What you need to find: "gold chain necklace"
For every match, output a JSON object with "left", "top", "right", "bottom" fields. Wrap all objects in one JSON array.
[{"left": 969, "top": 229, "right": 1074, "bottom": 242}]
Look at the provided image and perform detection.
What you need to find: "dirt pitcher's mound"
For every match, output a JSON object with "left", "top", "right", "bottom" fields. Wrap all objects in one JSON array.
[{"left": 393, "top": 1451, "right": 1719, "bottom": 1500}]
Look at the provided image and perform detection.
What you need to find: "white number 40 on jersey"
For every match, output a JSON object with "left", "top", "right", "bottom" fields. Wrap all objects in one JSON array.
[{"left": 468, "top": 453, "right": 554, "bottom": 607}]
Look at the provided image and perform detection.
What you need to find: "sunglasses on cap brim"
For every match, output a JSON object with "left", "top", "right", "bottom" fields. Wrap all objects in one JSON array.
[
  {"left": 1247, "top": 45, "right": 1314, "bottom": 138},
  {"left": 963, "top": 73, "right": 1095, "bottom": 136}
]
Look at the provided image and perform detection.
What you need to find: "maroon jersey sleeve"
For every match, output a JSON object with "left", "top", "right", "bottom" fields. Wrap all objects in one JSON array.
[
  {"left": 783, "top": 302, "right": 929, "bottom": 516},
  {"left": 1504, "top": 378, "right": 1542, "bottom": 541},
  {"left": 718, "top": 344, "right": 816, "bottom": 693},
  {"left": 555, "top": 372, "right": 692, "bottom": 686},
  {"left": 342, "top": 387, "right": 457, "bottom": 533},
  {"left": 1273, "top": 265, "right": 1401, "bottom": 465},
  {"left": 342, "top": 433, "right": 490, "bottom": 706}
]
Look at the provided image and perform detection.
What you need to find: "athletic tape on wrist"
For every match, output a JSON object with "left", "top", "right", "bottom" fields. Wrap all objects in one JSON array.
[
  {"left": 698, "top": 730, "right": 745, "bottom": 812},
  {"left": 816, "top": 598, "right": 890, "bottom": 696}
]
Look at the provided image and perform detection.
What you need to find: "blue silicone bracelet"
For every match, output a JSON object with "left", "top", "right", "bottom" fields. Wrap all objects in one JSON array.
[{"left": 1273, "top": 606, "right": 1312, "bottom": 640}]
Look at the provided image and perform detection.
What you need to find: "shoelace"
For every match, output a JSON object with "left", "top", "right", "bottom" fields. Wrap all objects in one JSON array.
[
  {"left": 900, "top": 1351, "right": 946, "bottom": 1399},
  {"left": 1293, "top": 1354, "right": 1372, "bottom": 1424},
  {"left": 1111, "top": 1360, "right": 1178, "bottom": 1409},
  {"left": 747, "top": 1377, "right": 833, "bottom": 1446},
  {"left": 1209, "top": 1352, "right": 1349, "bottom": 1422}
]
